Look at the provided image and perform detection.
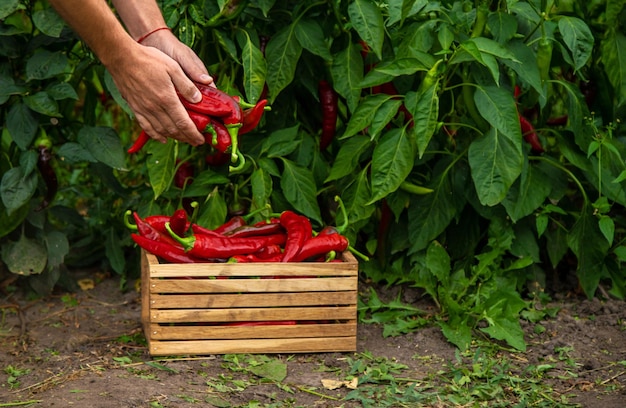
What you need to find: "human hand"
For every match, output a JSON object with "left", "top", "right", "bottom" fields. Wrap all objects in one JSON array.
[{"left": 106, "top": 37, "right": 211, "bottom": 146}]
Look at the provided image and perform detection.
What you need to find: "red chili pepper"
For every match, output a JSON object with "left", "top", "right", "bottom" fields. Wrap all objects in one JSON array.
[
  {"left": 279, "top": 211, "right": 312, "bottom": 262},
  {"left": 207, "top": 121, "right": 233, "bottom": 153},
  {"left": 205, "top": 151, "right": 230, "bottom": 166},
  {"left": 169, "top": 208, "right": 188, "bottom": 237},
  {"left": 35, "top": 143, "right": 58, "bottom": 211},
  {"left": 187, "top": 110, "right": 213, "bottom": 133},
  {"left": 255, "top": 244, "right": 283, "bottom": 259},
  {"left": 239, "top": 99, "right": 269, "bottom": 135},
  {"left": 224, "top": 222, "right": 284, "bottom": 238},
  {"left": 128, "top": 211, "right": 182, "bottom": 247},
  {"left": 128, "top": 130, "right": 150, "bottom": 154},
  {"left": 179, "top": 83, "right": 239, "bottom": 119},
  {"left": 546, "top": 114, "right": 568, "bottom": 126},
  {"left": 519, "top": 114, "right": 544, "bottom": 153},
  {"left": 318, "top": 80, "right": 338, "bottom": 151},
  {"left": 167, "top": 223, "right": 286, "bottom": 259},
  {"left": 229, "top": 253, "right": 283, "bottom": 263},
  {"left": 293, "top": 232, "right": 349, "bottom": 262},
  {"left": 174, "top": 160, "right": 194, "bottom": 189},
  {"left": 131, "top": 233, "right": 214, "bottom": 263}
]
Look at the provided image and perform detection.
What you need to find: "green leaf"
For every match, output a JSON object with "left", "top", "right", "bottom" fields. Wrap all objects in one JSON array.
[
  {"left": 468, "top": 127, "right": 523, "bottom": 206},
  {"left": 0, "top": 0, "right": 20, "bottom": 20},
  {"left": 600, "top": 31, "right": 626, "bottom": 107},
  {"left": 439, "top": 319, "right": 472, "bottom": 350},
  {"left": 46, "top": 82, "right": 79, "bottom": 101},
  {"left": 373, "top": 57, "right": 432, "bottom": 77},
  {"left": 280, "top": 159, "right": 322, "bottom": 224},
  {"left": 105, "top": 228, "right": 125, "bottom": 275},
  {"left": 197, "top": 187, "right": 228, "bottom": 229},
  {"left": 502, "top": 161, "right": 552, "bottom": 222},
  {"left": 25, "top": 50, "right": 70, "bottom": 81},
  {"left": 474, "top": 85, "right": 521, "bottom": 140},
  {"left": 147, "top": 139, "right": 177, "bottom": 199},
  {"left": 567, "top": 208, "right": 610, "bottom": 298},
  {"left": 249, "top": 360, "right": 287, "bottom": 382},
  {"left": 241, "top": 36, "right": 267, "bottom": 103},
  {"left": 32, "top": 7, "right": 65, "bottom": 37},
  {"left": 502, "top": 39, "right": 544, "bottom": 99},
  {"left": 0, "top": 199, "right": 28, "bottom": 239},
  {"left": 348, "top": 0, "right": 385, "bottom": 60},
  {"left": 369, "top": 99, "right": 403, "bottom": 140},
  {"left": 44, "top": 230, "right": 69, "bottom": 270},
  {"left": 23, "top": 91, "right": 60, "bottom": 117},
  {"left": 598, "top": 215, "right": 615, "bottom": 245},
  {"left": 6, "top": 102, "right": 38, "bottom": 150},
  {"left": 342, "top": 94, "right": 390, "bottom": 139},
  {"left": 480, "top": 316, "right": 526, "bottom": 351},
  {"left": 251, "top": 167, "right": 273, "bottom": 212},
  {"left": 0, "top": 166, "right": 37, "bottom": 215},
  {"left": 176, "top": 15, "right": 195, "bottom": 48},
  {"left": 326, "top": 135, "right": 371, "bottom": 182},
  {"left": 426, "top": 241, "right": 451, "bottom": 286},
  {"left": 406, "top": 77, "right": 440, "bottom": 158},
  {"left": 330, "top": 42, "right": 364, "bottom": 113},
  {"left": 77, "top": 126, "right": 126, "bottom": 170},
  {"left": 558, "top": 16, "right": 594, "bottom": 72},
  {"left": 265, "top": 24, "right": 302, "bottom": 103},
  {"left": 1, "top": 234, "right": 47, "bottom": 276},
  {"left": 263, "top": 125, "right": 301, "bottom": 157},
  {"left": 56, "top": 142, "right": 97, "bottom": 164},
  {"left": 343, "top": 168, "right": 376, "bottom": 225},
  {"left": 487, "top": 11, "right": 518, "bottom": 43},
  {"left": 397, "top": 20, "right": 437, "bottom": 55},
  {"left": 408, "top": 166, "right": 457, "bottom": 253},
  {"left": 368, "top": 128, "right": 415, "bottom": 204},
  {"left": 103, "top": 70, "right": 133, "bottom": 116},
  {"left": 294, "top": 19, "right": 332, "bottom": 61}
]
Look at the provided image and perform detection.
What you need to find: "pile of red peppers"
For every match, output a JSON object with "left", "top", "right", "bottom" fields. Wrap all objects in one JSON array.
[
  {"left": 127, "top": 83, "right": 270, "bottom": 172},
  {"left": 126, "top": 207, "right": 351, "bottom": 264}
]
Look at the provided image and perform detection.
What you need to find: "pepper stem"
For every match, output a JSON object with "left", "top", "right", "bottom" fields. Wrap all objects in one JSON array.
[
  {"left": 348, "top": 245, "right": 370, "bottom": 262},
  {"left": 124, "top": 210, "right": 138, "bottom": 231},
  {"left": 242, "top": 203, "right": 272, "bottom": 222},
  {"left": 333, "top": 195, "right": 349, "bottom": 234},
  {"left": 228, "top": 147, "right": 246, "bottom": 172},
  {"left": 165, "top": 222, "right": 196, "bottom": 250}
]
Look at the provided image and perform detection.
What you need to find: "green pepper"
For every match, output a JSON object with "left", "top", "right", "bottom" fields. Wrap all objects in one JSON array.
[{"left": 536, "top": 38, "right": 553, "bottom": 84}]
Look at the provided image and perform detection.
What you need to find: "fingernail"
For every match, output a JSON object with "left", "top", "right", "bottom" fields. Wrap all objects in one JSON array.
[
  {"left": 199, "top": 74, "right": 213, "bottom": 83},
  {"left": 191, "top": 90, "right": 202, "bottom": 103}
]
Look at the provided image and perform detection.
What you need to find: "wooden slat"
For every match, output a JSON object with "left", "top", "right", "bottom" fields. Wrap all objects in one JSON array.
[
  {"left": 150, "top": 306, "right": 357, "bottom": 323},
  {"left": 149, "top": 322, "right": 357, "bottom": 340},
  {"left": 150, "top": 291, "right": 356, "bottom": 309},
  {"left": 148, "top": 337, "right": 357, "bottom": 355},
  {"left": 145, "top": 251, "right": 358, "bottom": 278},
  {"left": 141, "top": 249, "right": 359, "bottom": 355},
  {"left": 149, "top": 277, "right": 357, "bottom": 294}
]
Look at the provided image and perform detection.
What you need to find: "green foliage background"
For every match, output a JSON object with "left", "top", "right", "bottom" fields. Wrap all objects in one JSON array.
[{"left": 1, "top": 0, "right": 625, "bottom": 349}]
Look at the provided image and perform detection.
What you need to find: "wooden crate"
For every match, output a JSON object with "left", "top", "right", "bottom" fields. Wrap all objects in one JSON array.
[{"left": 140, "top": 249, "right": 359, "bottom": 355}]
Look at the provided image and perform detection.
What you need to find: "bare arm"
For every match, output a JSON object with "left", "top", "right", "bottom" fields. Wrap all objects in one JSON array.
[{"left": 48, "top": 0, "right": 213, "bottom": 146}]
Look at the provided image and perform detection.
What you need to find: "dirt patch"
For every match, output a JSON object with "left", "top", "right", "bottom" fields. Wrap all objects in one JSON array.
[{"left": 1, "top": 272, "right": 625, "bottom": 407}]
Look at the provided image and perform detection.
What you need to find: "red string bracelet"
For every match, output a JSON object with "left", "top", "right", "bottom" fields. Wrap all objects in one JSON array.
[{"left": 136, "top": 27, "right": 171, "bottom": 44}]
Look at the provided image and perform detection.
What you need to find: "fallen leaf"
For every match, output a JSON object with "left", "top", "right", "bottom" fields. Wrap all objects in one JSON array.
[
  {"left": 78, "top": 279, "right": 95, "bottom": 290},
  {"left": 321, "top": 377, "right": 359, "bottom": 390}
]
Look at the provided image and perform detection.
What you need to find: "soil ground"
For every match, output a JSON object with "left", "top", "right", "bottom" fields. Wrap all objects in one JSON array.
[{"left": 1, "top": 270, "right": 625, "bottom": 407}]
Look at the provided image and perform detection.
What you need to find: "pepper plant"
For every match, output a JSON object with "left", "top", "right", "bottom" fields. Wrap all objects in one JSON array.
[
  {"left": 1, "top": 0, "right": 134, "bottom": 292},
  {"left": 2, "top": 0, "right": 626, "bottom": 351}
]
